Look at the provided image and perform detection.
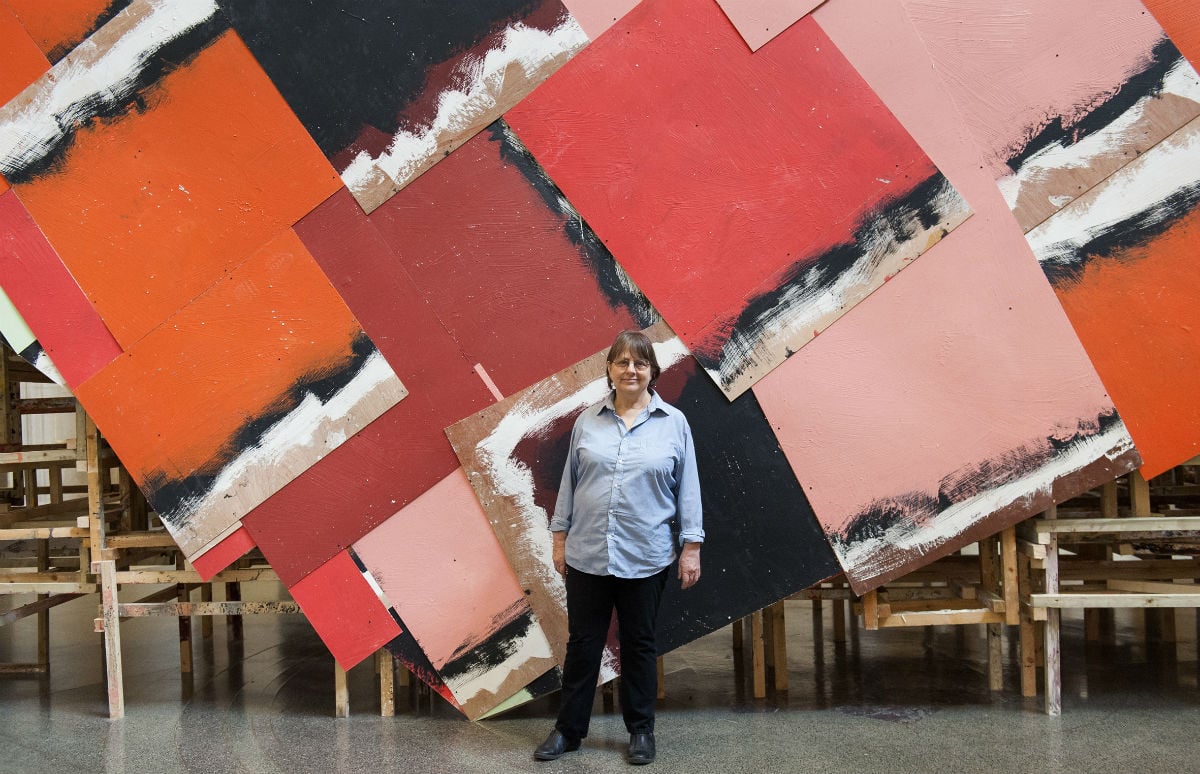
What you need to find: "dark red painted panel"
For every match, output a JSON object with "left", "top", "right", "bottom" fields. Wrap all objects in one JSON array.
[
  {"left": 289, "top": 550, "right": 401, "bottom": 670},
  {"left": 0, "top": 190, "right": 121, "bottom": 387},
  {"left": 365, "top": 122, "right": 652, "bottom": 397},
  {"left": 242, "top": 188, "right": 495, "bottom": 586}
]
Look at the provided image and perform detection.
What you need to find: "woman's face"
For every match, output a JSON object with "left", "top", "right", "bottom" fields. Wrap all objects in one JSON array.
[{"left": 608, "top": 348, "right": 651, "bottom": 402}]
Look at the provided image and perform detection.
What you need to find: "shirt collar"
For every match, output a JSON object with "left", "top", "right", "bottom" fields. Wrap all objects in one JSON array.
[{"left": 598, "top": 389, "right": 665, "bottom": 416}]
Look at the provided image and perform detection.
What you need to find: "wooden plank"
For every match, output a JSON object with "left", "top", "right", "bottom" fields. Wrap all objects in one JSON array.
[
  {"left": 378, "top": 649, "right": 394, "bottom": 718},
  {"left": 334, "top": 661, "right": 349, "bottom": 719},
  {"left": 116, "top": 601, "right": 302, "bottom": 617},
  {"left": 0, "top": 582, "right": 94, "bottom": 593},
  {"left": 0, "top": 448, "right": 80, "bottom": 465},
  {"left": 877, "top": 609, "right": 1004, "bottom": 627},
  {"left": 1131, "top": 470, "right": 1153, "bottom": 517},
  {"left": 0, "top": 526, "right": 89, "bottom": 539},
  {"left": 770, "top": 601, "right": 787, "bottom": 693},
  {"left": 1018, "top": 553, "right": 1037, "bottom": 698},
  {"left": 95, "top": 559, "right": 124, "bottom": 719},
  {"left": 0, "top": 592, "right": 84, "bottom": 626},
  {"left": 111, "top": 568, "right": 275, "bottom": 585},
  {"left": 1107, "top": 579, "right": 1200, "bottom": 594},
  {"left": 1001, "top": 527, "right": 1020, "bottom": 626},
  {"left": 751, "top": 609, "right": 765, "bottom": 699},
  {"left": 103, "top": 532, "right": 179, "bottom": 549},
  {"left": 13, "top": 397, "right": 76, "bottom": 414},
  {"left": 1032, "top": 516, "right": 1200, "bottom": 535},
  {"left": 1044, "top": 531, "right": 1061, "bottom": 716},
  {"left": 1031, "top": 592, "right": 1200, "bottom": 608}
]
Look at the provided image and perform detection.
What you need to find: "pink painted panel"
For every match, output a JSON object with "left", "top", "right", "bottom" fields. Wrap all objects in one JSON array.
[
  {"left": 899, "top": 0, "right": 1170, "bottom": 176},
  {"left": 715, "top": 0, "right": 825, "bottom": 51},
  {"left": 559, "top": 0, "right": 640, "bottom": 39},
  {"left": 746, "top": 0, "right": 1141, "bottom": 592}
]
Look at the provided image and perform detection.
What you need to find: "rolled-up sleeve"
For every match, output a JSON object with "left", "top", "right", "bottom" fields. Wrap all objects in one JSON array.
[
  {"left": 549, "top": 424, "right": 579, "bottom": 533},
  {"left": 675, "top": 420, "right": 704, "bottom": 546}
]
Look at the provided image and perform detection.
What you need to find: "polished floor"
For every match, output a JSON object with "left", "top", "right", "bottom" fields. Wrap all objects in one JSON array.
[{"left": 2, "top": 589, "right": 1198, "bottom": 774}]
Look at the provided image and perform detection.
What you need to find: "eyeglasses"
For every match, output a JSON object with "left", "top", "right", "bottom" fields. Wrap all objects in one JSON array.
[{"left": 610, "top": 358, "right": 651, "bottom": 372}]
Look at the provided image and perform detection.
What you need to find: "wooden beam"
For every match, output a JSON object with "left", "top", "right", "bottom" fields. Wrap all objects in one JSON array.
[
  {"left": 0, "top": 593, "right": 85, "bottom": 626},
  {"left": 1031, "top": 592, "right": 1200, "bottom": 608}
]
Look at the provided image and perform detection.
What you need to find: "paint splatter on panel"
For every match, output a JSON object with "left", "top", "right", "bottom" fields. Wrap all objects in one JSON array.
[
  {"left": 220, "top": 0, "right": 587, "bottom": 213},
  {"left": 506, "top": 0, "right": 971, "bottom": 400},
  {"left": 1, "top": 2, "right": 341, "bottom": 348},
  {"left": 715, "top": 0, "right": 826, "bottom": 51},
  {"left": 446, "top": 321, "right": 839, "bottom": 665},
  {"left": 748, "top": 0, "right": 1144, "bottom": 593},
  {"left": 353, "top": 468, "right": 557, "bottom": 720},
  {"left": 903, "top": 0, "right": 1200, "bottom": 475},
  {"left": 0, "top": 190, "right": 121, "bottom": 388},
  {"left": 75, "top": 229, "right": 408, "bottom": 561}
]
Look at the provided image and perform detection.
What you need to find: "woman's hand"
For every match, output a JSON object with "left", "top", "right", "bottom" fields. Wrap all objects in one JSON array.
[
  {"left": 679, "top": 542, "right": 701, "bottom": 589},
  {"left": 553, "top": 531, "right": 567, "bottom": 576}
]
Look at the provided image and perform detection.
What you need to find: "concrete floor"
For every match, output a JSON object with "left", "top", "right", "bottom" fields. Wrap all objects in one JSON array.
[{"left": 2, "top": 590, "right": 1198, "bottom": 774}]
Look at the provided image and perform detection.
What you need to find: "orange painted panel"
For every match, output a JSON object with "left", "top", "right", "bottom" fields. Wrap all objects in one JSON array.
[
  {"left": 6, "top": 0, "right": 121, "bottom": 61},
  {"left": 1056, "top": 204, "right": 1200, "bottom": 473},
  {"left": 14, "top": 30, "right": 341, "bottom": 348},
  {"left": 75, "top": 229, "right": 362, "bottom": 483},
  {"left": 0, "top": 2, "right": 49, "bottom": 105},
  {"left": 1143, "top": 0, "right": 1200, "bottom": 65}
]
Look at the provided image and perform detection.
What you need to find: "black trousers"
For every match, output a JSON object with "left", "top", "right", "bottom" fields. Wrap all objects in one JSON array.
[{"left": 555, "top": 564, "right": 668, "bottom": 740}]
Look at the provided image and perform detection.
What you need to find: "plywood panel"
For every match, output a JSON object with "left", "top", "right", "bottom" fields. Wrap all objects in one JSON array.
[
  {"left": 744, "top": 0, "right": 1144, "bottom": 594},
  {"left": 715, "top": 0, "right": 825, "bottom": 51},
  {"left": 220, "top": 0, "right": 587, "bottom": 213},
  {"left": 559, "top": 0, "right": 639, "bottom": 39},
  {"left": 2, "top": 7, "right": 341, "bottom": 348},
  {"left": 0, "top": 190, "right": 121, "bottom": 387},
  {"left": 75, "top": 229, "right": 407, "bottom": 560},
  {"left": 289, "top": 550, "right": 401, "bottom": 670},
  {"left": 243, "top": 188, "right": 496, "bottom": 587},
  {"left": 353, "top": 468, "right": 557, "bottom": 719},
  {"left": 506, "top": 0, "right": 971, "bottom": 400},
  {"left": 902, "top": 0, "right": 1200, "bottom": 476},
  {"left": 446, "top": 321, "right": 839, "bottom": 664},
  {"left": 365, "top": 120, "right": 657, "bottom": 398},
  {"left": 5, "top": 0, "right": 132, "bottom": 62}
]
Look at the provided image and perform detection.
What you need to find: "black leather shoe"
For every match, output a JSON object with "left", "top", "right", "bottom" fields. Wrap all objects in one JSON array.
[
  {"left": 534, "top": 729, "right": 581, "bottom": 761},
  {"left": 627, "top": 732, "right": 655, "bottom": 765}
]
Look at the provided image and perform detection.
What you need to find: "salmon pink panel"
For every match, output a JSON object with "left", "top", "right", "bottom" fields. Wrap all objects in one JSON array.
[
  {"left": 0, "top": 2, "right": 48, "bottom": 105},
  {"left": 221, "top": 0, "right": 587, "bottom": 213},
  {"left": 353, "top": 468, "right": 557, "bottom": 720},
  {"left": 715, "top": 0, "right": 825, "bottom": 51},
  {"left": 365, "top": 121, "right": 656, "bottom": 398},
  {"left": 559, "top": 0, "right": 640, "bottom": 38},
  {"left": 2, "top": 17, "right": 340, "bottom": 348},
  {"left": 190, "top": 525, "right": 255, "bottom": 580},
  {"left": 0, "top": 191, "right": 121, "bottom": 387},
  {"left": 75, "top": 229, "right": 408, "bottom": 562},
  {"left": 245, "top": 188, "right": 495, "bottom": 587},
  {"left": 743, "top": 0, "right": 1143, "bottom": 594},
  {"left": 289, "top": 550, "right": 401, "bottom": 671},
  {"left": 506, "top": 0, "right": 970, "bottom": 399},
  {"left": 903, "top": 0, "right": 1200, "bottom": 475},
  {"left": 5, "top": 0, "right": 131, "bottom": 62}
]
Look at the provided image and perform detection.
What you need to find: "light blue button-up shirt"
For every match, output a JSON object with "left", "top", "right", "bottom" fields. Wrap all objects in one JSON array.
[{"left": 550, "top": 390, "right": 704, "bottom": 578}]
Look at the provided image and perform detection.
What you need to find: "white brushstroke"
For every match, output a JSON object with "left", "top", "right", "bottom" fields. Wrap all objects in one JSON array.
[
  {"left": 0, "top": 287, "right": 66, "bottom": 385},
  {"left": 0, "top": 0, "right": 220, "bottom": 177},
  {"left": 475, "top": 338, "right": 690, "bottom": 616},
  {"left": 837, "top": 418, "right": 1137, "bottom": 585},
  {"left": 1027, "top": 116, "right": 1200, "bottom": 271},
  {"left": 30, "top": 349, "right": 65, "bottom": 387},
  {"left": 713, "top": 178, "right": 970, "bottom": 396},
  {"left": 341, "top": 16, "right": 588, "bottom": 203},
  {"left": 163, "top": 350, "right": 407, "bottom": 556},
  {"left": 997, "top": 57, "right": 1200, "bottom": 214},
  {"left": 444, "top": 619, "right": 556, "bottom": 703}
]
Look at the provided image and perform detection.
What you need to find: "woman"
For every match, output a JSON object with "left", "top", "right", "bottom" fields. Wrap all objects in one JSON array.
[{"left": 535, "top": 330, "right": 704, "bottom": 765}]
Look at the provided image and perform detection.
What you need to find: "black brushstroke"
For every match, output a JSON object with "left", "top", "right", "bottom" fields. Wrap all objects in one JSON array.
[
  {"left": 16, "top": 340, "right": 45, "bottom": 370},
  {"left": 491, "top": 120, "right": 660, "bottom": 328},
  {"left": 439, "top": 605, "right": 536, "bottom": 681},
  {"left": 705, "top": 171, "right": 958, "bottom": 387},
  {"left": 144, "top": 332, "right": 385, "bottom": 529},
  {"left": 218, "top": 0, "right": 556, "bottom": 163},
  {"left": 834, "top": 408, "right": 1125, "bottom": 549},
  {"left": 43, "top": 1, "right": 135, "bottom": 64},
  {"left": 3, "top": 12, "right": 230, "bottom": 185},
  {"left": 384, "top": 622, "right": 456, "bottom": 701},
  {"left": 1006, "top": 36, "right": 1185, "bottom": 174},
  {"left": 1041, "top": 181, "right": 1200, "bottom": 287}
]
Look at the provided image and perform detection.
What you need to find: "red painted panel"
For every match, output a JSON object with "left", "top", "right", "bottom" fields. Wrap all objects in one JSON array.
[
  {"left": 244, "top": 188, "right": 495, "bottom": 586},
  {"left": 0, "top": 2, "right": 48, "bottom": 105},
  {"left": 289, "top": 550, "right": 401, "bottom": 670},
  {"left": 366, "top": 124, "right": 648, "bottom": 397},
  {"left": 505, "top": 0, "right": 936, "bottom": 377},
  {"left": 14, "top": 31, "right": 341, "bottom": 348},
  {"left": 0, "top": 190, "right": 121, "bottom": 387},
  {"left": 191, "top": 526, "right": 256, "bottom": 580}
]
